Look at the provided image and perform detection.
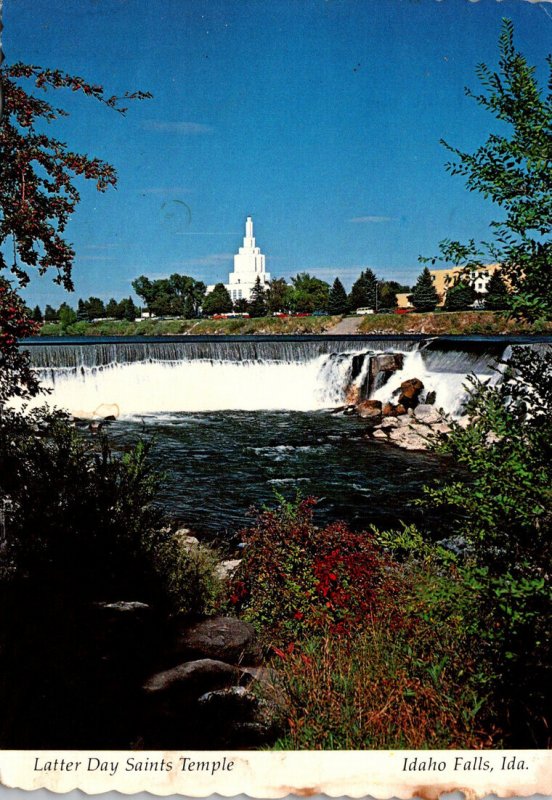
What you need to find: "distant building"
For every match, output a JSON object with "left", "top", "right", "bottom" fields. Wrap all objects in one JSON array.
[
  {"left": 430, "top": 264, "right": 502, "bottom": 306},
  {"left": 206, "top": 216, "right": 271, "bottom": 303}
]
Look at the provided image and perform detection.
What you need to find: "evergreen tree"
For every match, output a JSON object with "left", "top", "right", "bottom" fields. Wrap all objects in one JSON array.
[
  {"left": 202, "top": 283, "right": 233, "bottom": 315},
  {"left": 410, "top": 267, "right": 440, "bottom": 312},
  {"left": 105, "top": 298, "right": 119, "bottom": 318},
  {"left": 328, "top": 278, "right": 348, "bottom": 315},
  {"left": 31, "top": 305, "right": 43, "bottom": 323},
  {"left": 116, "top": 297, "right": 138, "bottom": 321},
  {"left": 87, "top": 297, "right": 106, "bottom": 320},
  {"left": 444, "top": 281, "right": 477, "bottom": 311},
  {"left": 77, "top": 298, "right": 89, "bottom": 321},
  {"left": 348, "top": 269, "right": 377, "bottom": 311},
  {"left": 233, "top": 298, "right": 249, "bottom": 313},
  {"left": 44, "top": 304, "right": 57, "bottom": 322},
  {"left": 266, "top": 278, "right": 291, "bottom": 313},
  {"left": 485, "top": 270, "right": 510, "bottom": 311},
  {"left": 248, "top": 276, "right": 267, "bottom": 318}
]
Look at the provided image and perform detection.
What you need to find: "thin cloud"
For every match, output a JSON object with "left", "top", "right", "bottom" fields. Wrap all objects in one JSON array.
[
  {"left": 141, "top": 120, "right": 213, "bottom": 134},
  {"left": 140, "top": 186, "right": 193, "bottom": 195},
  {"left": 170, "top": 252, "right": 234, "bottom": 268},
  {"left": 76, "top": 255, "right": 114, "bottom": 262},
  {"left": 350, "top": 215, "right": 394, "bottom": 223},
  {"left": 176, "top": 231, "right": 239, "bottom": 236},
  {"left": 81, "top": 243, "right": 122, "bottom": 251}
]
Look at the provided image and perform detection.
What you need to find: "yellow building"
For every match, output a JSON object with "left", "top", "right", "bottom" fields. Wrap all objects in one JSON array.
[{"left": 429, "top": 264, "right": 502, "bottom": 306}]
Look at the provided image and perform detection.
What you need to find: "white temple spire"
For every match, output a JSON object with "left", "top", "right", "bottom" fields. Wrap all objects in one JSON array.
[{"left": 245, "top": 216, "right": 253, "bottom": 239}]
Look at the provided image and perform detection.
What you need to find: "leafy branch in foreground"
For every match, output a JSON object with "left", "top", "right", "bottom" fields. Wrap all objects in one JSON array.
[
  {"left": 0, "top": 62, "right": 151, "bottom": 400},
  {"left": 421, "top": 20, "right": 552, "bottom": 321}
]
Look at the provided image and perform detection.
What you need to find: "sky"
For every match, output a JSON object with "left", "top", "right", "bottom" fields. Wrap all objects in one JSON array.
[{"left": 3, "top": 0, "right": 552, "bottom": 309}]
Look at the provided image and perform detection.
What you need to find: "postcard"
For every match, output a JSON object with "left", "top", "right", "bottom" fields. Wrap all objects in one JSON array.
[{"left": 0, "top": 0, "right": 551, "bottom": 797}]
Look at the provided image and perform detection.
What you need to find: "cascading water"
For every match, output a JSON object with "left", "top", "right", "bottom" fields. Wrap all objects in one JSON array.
[{"left": 22, "top": 336, "right": 511, "bottom": 417}]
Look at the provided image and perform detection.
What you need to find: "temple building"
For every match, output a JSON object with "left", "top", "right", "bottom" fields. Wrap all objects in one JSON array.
[{"left": 206, "top": 216, "right": 271, "bottom": 302}]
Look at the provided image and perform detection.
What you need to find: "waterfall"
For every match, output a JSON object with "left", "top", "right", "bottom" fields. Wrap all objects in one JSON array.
[{"left": 19, "top": 336, "right": 519, "bottom": 417}]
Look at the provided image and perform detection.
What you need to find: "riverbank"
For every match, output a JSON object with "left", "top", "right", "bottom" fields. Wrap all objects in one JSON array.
[
  {"left": 37, "top": 315, "right": 341, "bottom": 337},
  {"left": 35, "top": 310, "right": 551, "bottom": 337}
]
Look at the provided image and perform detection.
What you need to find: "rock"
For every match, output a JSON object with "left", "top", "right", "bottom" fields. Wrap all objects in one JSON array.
[
  {"left": 93, "top": 403, "right": 120, "bottom": 420},
  {"left": 486, "top": 431, "right": 502, "bottom": 445},
  {"left": 343, "top": 405, "right": 357, "bottom": 416},
  {"left": 216, "top": 559, "right": 242, "bottom": 580},
  {"left": 398, "top": 378, "right": 424, "bottom": 409},
  {"left": 436, "top": 535, "right": 468, "bottom": 557},
  {"left": 380, "top": 417, "right": 400, "bottom": 430},
  {"left": 432, "top": 422, "right": 452, "bottom": 436},
  {"left": 382, "top": 402, "right": 396, "bottom": 417},
  {"left": 396, "top": 404, "right": 408, "bottom": 415},
  {"left": 169, "top": 616, "right": 262, "bottom": 666},
  {"left": 413, "top": 404, "right": 443, "bottom": 425},
  {"left": 143, "top": 659, "right": 243, "bottom": 699},
  {"left": 370, "top": 353, "right": 404, "bottom": 377},
  {"left": 372, "top": 428, "right": 388, "bottom": 440},
  {"left": 424, "top": 391, "right": 437, "bottom": 405},
  {"left": 388, "top": 424, "right": 429, "bottom": 451},
  {"left": 456, "top": 416, "right": 471, "bottom": 429},
  {"left": 196, "top": 686, "right": 280, "bottom": 747},
  {"left": 357, "top": 400, "right": 382, "bottom": 421},
  {"left": 174, "top": 532, "right": 200, "bottom": 549}
]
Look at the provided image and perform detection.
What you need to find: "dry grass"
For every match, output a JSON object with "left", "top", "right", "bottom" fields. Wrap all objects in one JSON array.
[{"left": 358, "top": 310, "right": 551, "bottom": 335}]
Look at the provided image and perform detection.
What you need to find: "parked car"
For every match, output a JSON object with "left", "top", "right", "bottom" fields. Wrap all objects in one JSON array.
[
  {"left": 355, "top": 307, "right": 375, "bottom": 315},
  {"left": 394, "top": 308, "right": 415, "bottom": 314},
  {"left": 312, "top": 310, "right": 328, "bottom": 316}
]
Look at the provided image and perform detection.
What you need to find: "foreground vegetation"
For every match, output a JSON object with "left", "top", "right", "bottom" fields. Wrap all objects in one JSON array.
[{"left": 227, "top": 347, "right": 551, "bottom": 749}]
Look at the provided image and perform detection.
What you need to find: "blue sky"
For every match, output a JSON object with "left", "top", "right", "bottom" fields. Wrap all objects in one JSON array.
[{"left": 4, "top": 0, "right": 552, "bottom": 308}]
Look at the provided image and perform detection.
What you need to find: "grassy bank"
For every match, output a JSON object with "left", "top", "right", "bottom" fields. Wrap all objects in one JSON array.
[
  {"left": 37, "top": 315, "right": 341, "bottom": 337},
  {"left": 37, "top": 311, "right": 551, "bottom": 337},
  {"left": 358, "top": 310, "right": 552, "bottom": 335}
]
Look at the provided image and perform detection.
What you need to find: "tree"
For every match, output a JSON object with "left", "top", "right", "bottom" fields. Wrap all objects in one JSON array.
[
  {"left": 409, "top": 267, "right": 439, "bottom": 312},
  {"left": 202, "top": 283, "right": 232, "bottom": 315},
  {"left": 248, "top": 276, "right": 267, "bottom": 318},
  {"left": 289, "top": 273, "right": 329, "bottom": 313},
  {"left": 266, "top": 277, "right": 291, "bottom": 314},
  {"left": 31, "top": 305, "right": 43, "bottom": 323},
  {"left": 485, "top": 270, "right": 510, "bottom": 311},
  {"left": 44, "top": 304, "right": 57, "bottom": 322},
  {"left": 132, "top": 274, "right": 206, "bottom": 318},
  {"left": 116, "top": 297, "right": 138, "bottom": 321},
  {"left": 233, "top": 297, "right": 249, "bottom": 313},
  {"left": 105, "top": 298, "right": 119, "bottom": 318},
  {"left": 86, "top": 296, "right": 106, "bottom": 320},
  {"left": 348, "top": 269, "right": 377, "bottom": 311},
  {"left": 421, "top": 21, "right": 552, "bottom": 321},
  {"left": 444, "top": 280, "right": 477, "bottom": 311},
  {"left": 0, "top": 278, "right": 39, "bottom": 402},
  {"left": 0, "top": 62, "right": 150, "bottom": 399},
  {"left": 328, "top": 278, "right": 348, "bottom": 315},
  {"left": 378, "top": 280, "right": 408, "bottom": 309},
  {"left": 58, "top": 302, "right": 76, "bottom": 331},
  {"left": 77, "top": 298, "right": 89, "bottom": 321}
]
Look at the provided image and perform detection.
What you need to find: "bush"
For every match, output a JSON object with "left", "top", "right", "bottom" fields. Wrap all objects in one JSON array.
[
  {"left": 0, "top": 406, "right": 164, "bottom": 600},
  {"left": 154, "top": 533, "right": 222, "bottom": 617},
  {"left": 420, "top": 347, "right": 552, "bottom": 745},
  {"left": 228, "top": 496, "right": 401, "bottom": 642}
]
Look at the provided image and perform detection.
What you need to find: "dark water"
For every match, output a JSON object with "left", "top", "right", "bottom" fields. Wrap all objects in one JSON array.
[{"left": 107, "top": 410, "right": 450, "bottom": 544}]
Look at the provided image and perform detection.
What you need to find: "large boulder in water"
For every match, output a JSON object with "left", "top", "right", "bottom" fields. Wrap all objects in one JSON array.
[
  {"left": 398, "top": 378, "right": 424, "bottom": 409},
  {"left": 356, "top": 399, "right": 382, "bottom": 423},
  {"left": 413, "top": 404, "right": 443, "bottom": 425}
]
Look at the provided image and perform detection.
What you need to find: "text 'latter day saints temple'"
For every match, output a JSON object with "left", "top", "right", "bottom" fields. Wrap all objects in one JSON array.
[{"left": 206, "top": 216, "right": 271, "bottom": 303}]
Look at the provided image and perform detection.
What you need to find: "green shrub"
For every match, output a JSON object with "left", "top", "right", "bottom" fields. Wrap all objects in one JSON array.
[
  {"left": 154, "top": 533, "right": 222, "bottom": 617},
  {"left": 419, "top": 347, "right": 552, "bottom": 745},
  {"left": 0, "top": 406, "right": 164, "bottom": 600}
]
